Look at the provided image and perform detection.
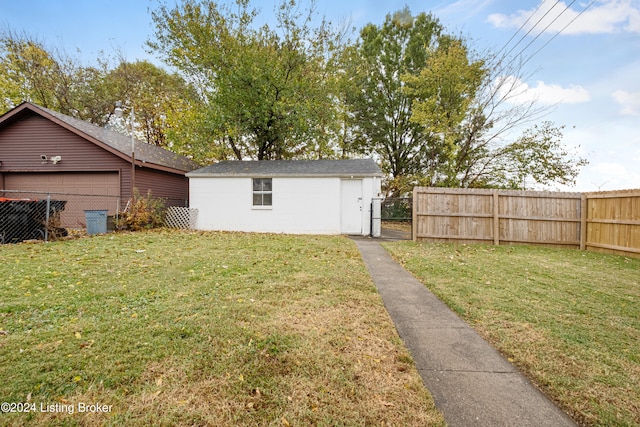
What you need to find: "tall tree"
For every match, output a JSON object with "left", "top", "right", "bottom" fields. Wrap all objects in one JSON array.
[
  {"left": 406, "top": 46, "right": 588, "bottom": 189},
  {"left": 403, "top": 38, "right": 487, "bottom": 186},
  {"left": 478, "top": 121, "right": 587, "bottom": 188},
  {"left": 0, "top": 31, "right": 78, "bottom": 114},
  {"left": 0, "top": 30, "right": 198, "bottom": 150},
  {"left": 100, "top": 60, "right": 200, "bottom": 148},
  {"left": 341, "top": 8, "right": 448, "bottom": 194},
  {"left": 148, "top": 0, "right": 344, "bottom": 160}
]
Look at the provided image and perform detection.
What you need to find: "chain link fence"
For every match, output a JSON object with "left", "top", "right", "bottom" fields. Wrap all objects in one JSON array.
[
  {"left": 380, "top": 197, "right": 412, "bottom": 240},
  {"left": 381, "top": 197, "right": 412, "bottom": 222},
  {"left": 0, "top": 190, "right": 189, "bottom": 244}
]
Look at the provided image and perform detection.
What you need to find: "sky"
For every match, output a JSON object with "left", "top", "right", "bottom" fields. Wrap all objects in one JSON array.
[{"left": 2, "top": 0, "right": 639, "bottom": 191}]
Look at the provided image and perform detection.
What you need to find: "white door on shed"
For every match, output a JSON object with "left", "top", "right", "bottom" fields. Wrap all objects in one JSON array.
[{"left": 340, "top": 179, "right": 363, "bottom": 234}]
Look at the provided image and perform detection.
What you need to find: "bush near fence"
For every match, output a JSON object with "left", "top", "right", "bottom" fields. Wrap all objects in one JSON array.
[
  {"left": 412, "top": 187, "right": 640, "bottom": 258},
  {"left": 0, "top": 190, "right": 189, "bottom": 244}
]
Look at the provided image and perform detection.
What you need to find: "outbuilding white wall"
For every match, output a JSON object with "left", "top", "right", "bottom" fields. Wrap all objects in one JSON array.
[{"left": 189, "top": 176, "right": 380, "bottom": 235}]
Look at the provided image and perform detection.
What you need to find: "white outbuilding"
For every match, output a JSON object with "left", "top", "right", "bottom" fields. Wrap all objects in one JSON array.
[{"left": 186, "top": 159, "right": 383, "bottom": 236}]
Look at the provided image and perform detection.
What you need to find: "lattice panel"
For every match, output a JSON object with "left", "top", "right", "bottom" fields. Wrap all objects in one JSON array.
[{"left": 165, "top": 207, "right": 198, "bottom": 229}]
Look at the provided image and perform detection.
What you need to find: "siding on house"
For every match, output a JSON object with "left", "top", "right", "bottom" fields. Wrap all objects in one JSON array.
[
  {"left": 0, "top": 103, "right": 199, "bottom": 201},
  {"left": 188, "top": 159, "right": 383, "bottom": 235},
  {"left": 3, "top": 172, "right": 120, "bottom": 196},
  {"left": 134, "top": 168, "right": 189, "bottom": 203},
  {"left": 0, "top": 114, "right": 131, "bottom": 185},
  {"left": 190, "top": 176, "right": 346, "bottom": 234}
]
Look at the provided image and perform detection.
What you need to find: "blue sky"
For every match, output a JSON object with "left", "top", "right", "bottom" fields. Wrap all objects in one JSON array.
[{"left": 2, "top": 0, "right": 639, "bottom": 191}]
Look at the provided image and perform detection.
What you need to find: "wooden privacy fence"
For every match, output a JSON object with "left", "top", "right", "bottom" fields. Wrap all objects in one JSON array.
[
  {"left": 583, "top": 189, "right": 640, "bottom": 257},
  {"left": 412, "top": 187, "right": 640, "bottom": 258}
]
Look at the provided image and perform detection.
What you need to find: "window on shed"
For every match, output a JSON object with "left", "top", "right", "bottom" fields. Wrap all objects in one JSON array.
[{"left": 252, "top": 178, "right": 272, "bottom": 206}]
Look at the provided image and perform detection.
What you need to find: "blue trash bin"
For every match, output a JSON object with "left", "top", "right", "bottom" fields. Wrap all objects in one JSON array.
[{"left": 84, "top": 210, "right": 108, "bottom": 235}]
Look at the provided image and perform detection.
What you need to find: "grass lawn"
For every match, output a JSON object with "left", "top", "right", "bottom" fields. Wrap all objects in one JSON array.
[
  {"left": 380, "top": 222, "right": 411, "bottom": 233},
  {"left": 0, "top": 230, "right": 445, "bottom": 426},
  {"left": 383, "top": 241, "right": 640, "bottom": 427}
]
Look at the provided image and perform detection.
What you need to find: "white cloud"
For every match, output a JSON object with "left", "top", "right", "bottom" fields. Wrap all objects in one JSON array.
[
  {"left": 497, "top": 75, "right": 590, "bottom": 105},
  {"left": 612, "top": 90, "right": 640, "bottom": 116},
  {"left": 488, "top": 0, "right": 640, "bottom": 35},
  {"left": 588, "top": 162, "right": 640, "bottom": 190}
]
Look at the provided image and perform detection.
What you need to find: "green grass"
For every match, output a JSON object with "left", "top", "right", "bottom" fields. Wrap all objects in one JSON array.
[
  {"left": 0, "top": 230, "right": 445, "bottom": 426},
  {"left": 383, "top": 241, "right": 640, "bottom": 427}
]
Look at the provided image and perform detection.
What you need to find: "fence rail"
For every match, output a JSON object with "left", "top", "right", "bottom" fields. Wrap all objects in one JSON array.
[
  {"left": 413, "top": 187, "right": 640, "bottom": 258},
  {"left": 0, "top": 190, "right": 189, "bottom": 244}
]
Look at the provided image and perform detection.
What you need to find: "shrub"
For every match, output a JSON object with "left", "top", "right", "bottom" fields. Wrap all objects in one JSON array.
[{"left": 116, "top": 190, "right": 166, "bottom": 231}]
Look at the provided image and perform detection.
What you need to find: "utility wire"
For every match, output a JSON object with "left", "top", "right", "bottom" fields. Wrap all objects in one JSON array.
[
  {"left": 522, "top": 0, "right": 598, "bottom": 66},
  {"left": 495, "top": 0, "right": 548, "bottom": 56},
  {"left": 489, "top": 0, "right": 595, "bottom": 110},
  {"left": 493, "top": 1, "right": 562, "bottom": 78},
  {"left": 502, "top": 0, "right": 564, "bottom": 59},
  {"left": 511, "top": 0, "right": 579, "bottom": 60}
]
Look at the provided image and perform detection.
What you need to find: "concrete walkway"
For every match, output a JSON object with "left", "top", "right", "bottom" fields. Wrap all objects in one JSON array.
[{"left": 352, "top": 237, "right": 577, "bottom": 427}]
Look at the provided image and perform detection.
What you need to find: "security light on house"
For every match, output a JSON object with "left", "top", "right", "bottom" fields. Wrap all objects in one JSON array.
[{"left": 40, "top": 154, "right": 62, "bottom": 164}]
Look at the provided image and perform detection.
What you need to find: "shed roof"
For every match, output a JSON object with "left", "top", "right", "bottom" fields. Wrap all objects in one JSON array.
[
  {"left": 0, "top": 102, "right": 200, "bottom": 173},
  {"left": 187, "top": 159, "right": 383, "bottom": 178}
]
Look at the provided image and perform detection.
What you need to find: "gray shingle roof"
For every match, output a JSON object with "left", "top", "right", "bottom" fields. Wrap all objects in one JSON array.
[
  {"left": 29, "top": 103, "right": 200, "bottom": 173},
  {"left": 187, "top": 159, "right": 383, "bottom": 178}
]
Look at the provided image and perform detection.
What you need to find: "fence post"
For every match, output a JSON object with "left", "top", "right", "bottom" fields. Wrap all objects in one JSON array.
[
  {"left": 492, "top": 190, "right": 500, "bottom": 245},
  {"left": 409, "top": 197, "right": 413, "bottom": 241},
  {"left": 370, "top": 198, "right": 381, "bottom": 238},
  {"left": 412, "top": 187, "right": 418, "bottom": 241},
  {"left": 369, "top": 202, "right": 373, "bottom": 237},
  {"left": 45, "top": 193, "right": 51, "bottom": 243},
  {"left": 580, "top": 194, "right": 587, "bottom": 250}
]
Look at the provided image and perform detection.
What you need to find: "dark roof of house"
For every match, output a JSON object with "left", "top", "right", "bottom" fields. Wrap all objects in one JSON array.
[
  {"left": 0, "top": 102, "right": 200, "bottom": 173},
  {"left": 187, "top": 159, "right": 383, "bottom": 177}
]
